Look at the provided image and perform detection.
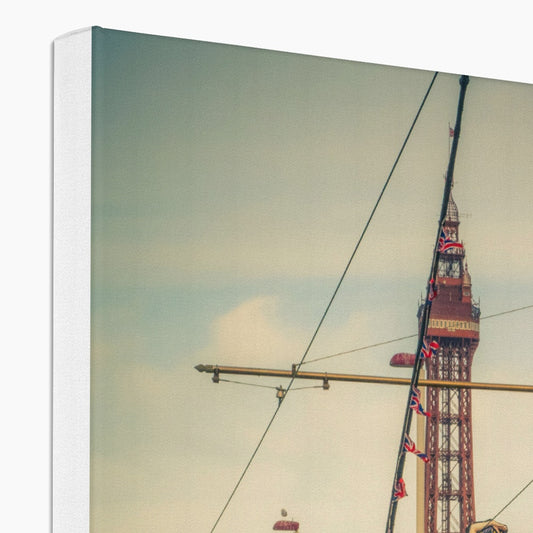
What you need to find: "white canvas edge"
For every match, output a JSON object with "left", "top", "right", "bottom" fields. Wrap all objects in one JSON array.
[{"left": 53, "top": 27, "right": 92, "bottom": 533}]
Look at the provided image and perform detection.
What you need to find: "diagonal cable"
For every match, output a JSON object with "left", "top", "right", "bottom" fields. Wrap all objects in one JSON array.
[
  {"left": 491, "top": 477, "right": 533, "bottom": 522},
  {"left": 301, "top": 303, "right": 533, "bottom": 366},
  {"left": 209, "top": 71, "right": 439, "bottom": 532},
  {"left": 471, "top": 477, "right": 533, "bottom": 531}
]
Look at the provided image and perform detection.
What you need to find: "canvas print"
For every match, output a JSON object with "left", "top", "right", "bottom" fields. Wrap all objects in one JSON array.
[{"left": 88, "top": 27, "right": 532, "bottom": 532}]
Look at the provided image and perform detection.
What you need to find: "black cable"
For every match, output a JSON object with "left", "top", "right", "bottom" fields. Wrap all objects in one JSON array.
[
  {"left": 472, "top": 477, "right": 533, "bottom": 531},
  {"left": 301, "top": 303, "right": 533, "bottom": 366},
  {"left": 302, "top": 334, "right": 418, "bottom": 365},
  {"left": 491, "top": 477, "right": 533, "bottom": 522},
  {"left": 209, "top": 401, "right": 283, "bottom": 532},
  {"left": 209, "top": 71, "right": 439, "bottom": 532},
  {"left": 218, "top": 378, "right": 277, "bottom": 390},
  {"left": 219, "top": 378, "right": 322, "bottom": 392},
  {"left": 483, "top": 304, "right": 533, "bottom": 321}
]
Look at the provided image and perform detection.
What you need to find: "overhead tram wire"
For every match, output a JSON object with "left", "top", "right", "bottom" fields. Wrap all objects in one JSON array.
[
  {"left": 471, "top": 477, "right": 533, "bottom": 531},
  {"left": 218, "top": 378, "right": 323, "bottom": 392},
  {"left": 300, "top": 303, "right": 533, "bottom": 366},
  {"left": 218, "top": 379, "right": 278, "bottom": 390},
  {"left": 490, "top": 477, "right": 533, "bottom": 523},
  {"left": 208, "top": 71, "right": 440, "bottom": 533}
]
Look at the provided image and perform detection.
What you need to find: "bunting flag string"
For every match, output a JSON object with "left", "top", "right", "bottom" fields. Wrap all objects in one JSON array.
[
  {"left": 438, "top": 228, "right": 464, "bottom": 253},
  {"left": 385, "top": 75, "right": 470, "bottom": 533},
  {"left": 409, "top": 386, "right": 430, "bottom": 417},
  {"left": 403, "top": 434, "right": 430, "bottom": 463}
]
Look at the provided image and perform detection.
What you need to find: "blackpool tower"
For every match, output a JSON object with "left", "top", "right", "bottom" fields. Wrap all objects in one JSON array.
[{"left": 421, "top": 192, "right": 481, "bottom": 533}]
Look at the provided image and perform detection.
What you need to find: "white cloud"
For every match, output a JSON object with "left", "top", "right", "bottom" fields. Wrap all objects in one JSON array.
[
  {"left": 90, "top": 295, "right": 411, "bottom": 531},
  {"left": 195, "top": 295, "right": 307, "bottom": 367}
]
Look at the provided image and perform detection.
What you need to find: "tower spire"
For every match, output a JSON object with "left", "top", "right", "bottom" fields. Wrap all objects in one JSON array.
[{"left": 423, "top": 189, "right": 480, "bottom": 532}]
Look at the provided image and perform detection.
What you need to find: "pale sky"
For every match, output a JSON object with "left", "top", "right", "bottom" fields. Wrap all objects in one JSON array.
[{"left": 90, "top": 27, "right": 533, "bottom": 532}]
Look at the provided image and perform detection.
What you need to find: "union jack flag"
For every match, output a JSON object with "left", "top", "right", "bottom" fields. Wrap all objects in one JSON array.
[
  {"left": 410, "top": 386, "right": 430, "bottom": 417},
  {"left": 403, "top": 433, "right": 429, "bottom": 463},
  {"left": 420, "top": 339, "right": 439, "bottom": 359},
  {"left": 438, "top": 228, "right": 463, "bottom": 253},
  {"left": 392, "top": 477, "right": 407, "bottom": 501}
]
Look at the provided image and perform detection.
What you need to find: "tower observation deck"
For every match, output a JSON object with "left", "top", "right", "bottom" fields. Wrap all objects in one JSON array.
[{"left": 420, "top": 193, "right": 480, "bottom": 533}]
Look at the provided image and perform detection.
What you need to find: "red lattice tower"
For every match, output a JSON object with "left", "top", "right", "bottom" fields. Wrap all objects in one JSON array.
[{"left": 422, "top": 194, "right": 480, "bottom": 533}]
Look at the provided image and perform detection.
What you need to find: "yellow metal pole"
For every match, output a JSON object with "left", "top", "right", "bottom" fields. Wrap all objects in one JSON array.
[{"left": 195, "top": 364, "right": 533, "bottom": 393}]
